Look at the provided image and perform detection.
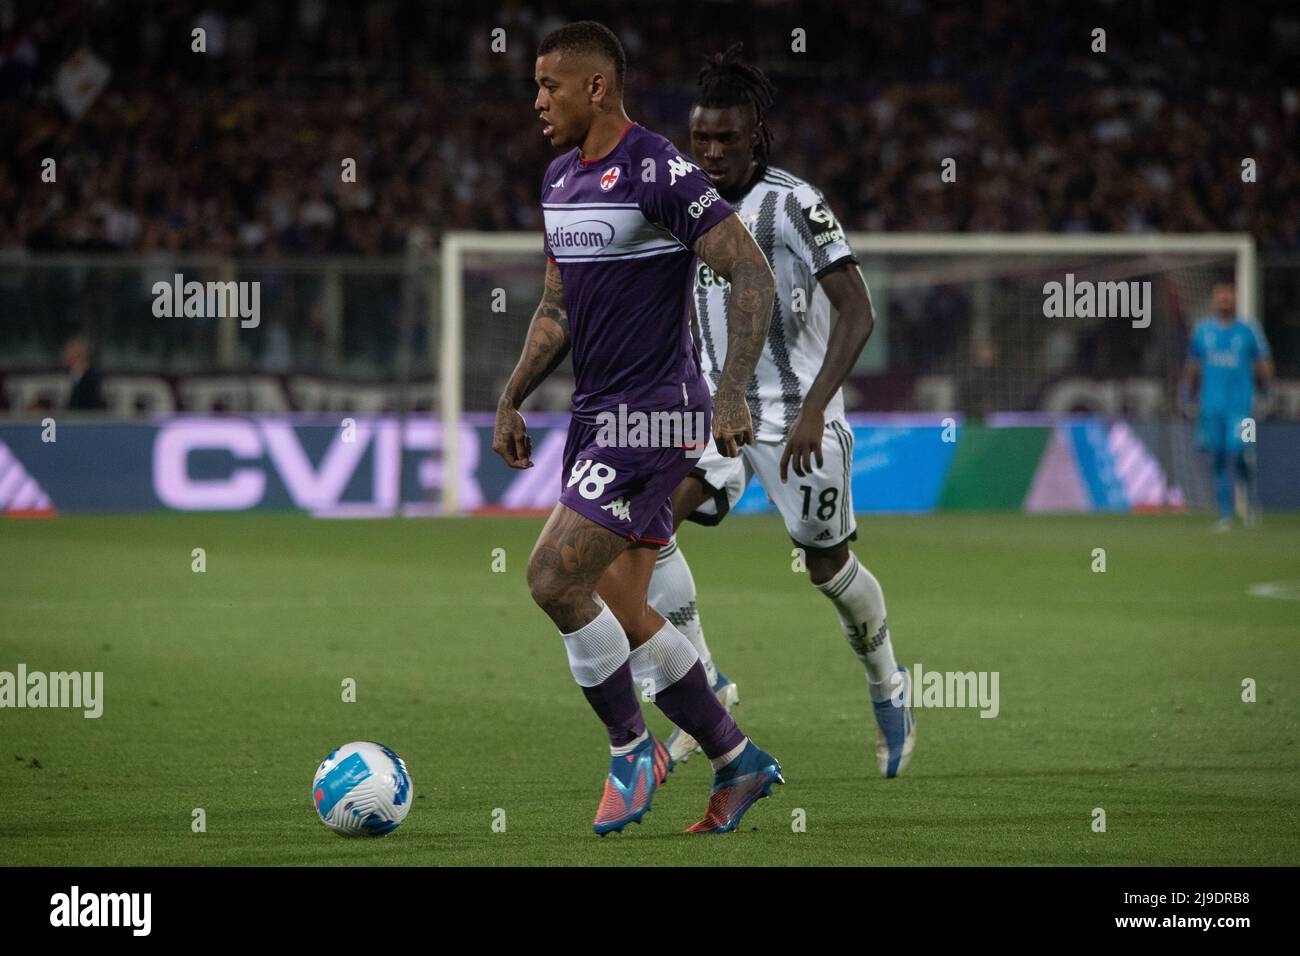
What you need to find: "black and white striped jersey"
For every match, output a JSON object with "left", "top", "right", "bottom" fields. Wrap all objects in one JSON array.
[{"left": 692, "top": 165, "right": 860, "bottom": 441}]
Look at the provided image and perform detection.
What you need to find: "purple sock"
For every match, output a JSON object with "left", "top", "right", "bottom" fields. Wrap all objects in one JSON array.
[
  {"left": 580, "top": 660, "right": 646, "bottom": 748},
  {"left": 653, "top": 661, "right": 745, "bottom": 759}
]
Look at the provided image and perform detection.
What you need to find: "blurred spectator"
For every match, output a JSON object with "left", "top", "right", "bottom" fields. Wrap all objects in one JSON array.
[
  {"left": 958, "top": 339, "right": 1000, "bottom": 421},
  {"left": 63, "top": 335, "right": 105, "bottom": 409}
]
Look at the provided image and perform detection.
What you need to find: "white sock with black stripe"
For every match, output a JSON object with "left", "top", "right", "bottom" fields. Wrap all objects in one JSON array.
[
  {"left": 816, "top": 554, "right": 897, "bottom": 702},
  {"left": 647, "top": 537, "right": 719, "bottom": 686}
]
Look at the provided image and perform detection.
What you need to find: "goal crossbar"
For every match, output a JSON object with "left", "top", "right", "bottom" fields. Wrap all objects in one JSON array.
[{"left": 438, "top": 231, "right": 1256, "bottom": 512}]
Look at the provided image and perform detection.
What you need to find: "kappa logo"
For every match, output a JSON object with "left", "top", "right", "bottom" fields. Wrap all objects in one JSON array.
[
  {"left": 667, "top": 155, "right": 699, "bottom": 186},
  {"left": 599, "top": 166, "right": 620, "bottom": 191},
  {"left": 601, "top": 497, "right": 632, "bottom": 522},
  {"left": 551, "top": 173, "right": 566, "bottom": 189}
]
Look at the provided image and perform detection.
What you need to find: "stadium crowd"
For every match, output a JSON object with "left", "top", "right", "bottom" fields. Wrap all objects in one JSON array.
[{"left": 3, "top": 0, "right": 1299, "bottom": 256}]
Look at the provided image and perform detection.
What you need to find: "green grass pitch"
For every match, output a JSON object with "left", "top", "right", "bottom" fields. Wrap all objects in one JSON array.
[{"left": 2, "top": 512, "right": 1297, "bottom": 866}]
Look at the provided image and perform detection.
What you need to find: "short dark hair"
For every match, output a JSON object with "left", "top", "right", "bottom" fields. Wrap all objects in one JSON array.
[
  {"left": 537, "top": 21, "right": 626, "bottom": 92},
  {"left": 694, "top": 43, "right": 776, "bottom": 168}
]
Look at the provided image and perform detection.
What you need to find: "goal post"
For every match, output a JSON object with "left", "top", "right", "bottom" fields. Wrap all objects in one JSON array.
[
  {"left": 845, "top": 232, "right": 1254, "bottom": 317},
  {"left": 439, "top": 230, "right": 544, "bottom": 514},
  {"left": 439, "top": 230, "right": 1256, "bottom": 513}
]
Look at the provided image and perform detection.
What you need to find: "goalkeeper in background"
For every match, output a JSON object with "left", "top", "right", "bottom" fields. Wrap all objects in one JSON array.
[{"left": 1180, "top": 281, "right": 1274, "bottom": 530}]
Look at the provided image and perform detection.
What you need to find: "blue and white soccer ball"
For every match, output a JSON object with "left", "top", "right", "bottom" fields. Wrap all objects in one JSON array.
[{"left": 312, "top": 741, "right": 413, "bottom": 837}]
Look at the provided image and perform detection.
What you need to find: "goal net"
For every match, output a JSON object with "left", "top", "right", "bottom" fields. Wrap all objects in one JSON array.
[{"left": 440, "top": 232, "right": 1255, "bottom": 513}]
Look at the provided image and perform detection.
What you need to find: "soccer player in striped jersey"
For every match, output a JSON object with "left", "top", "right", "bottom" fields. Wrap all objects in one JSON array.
[
  {"left": 496, "top": 23, "right": 784, "bottom": 834},
  {"left": 648, "top": 46, "right": 917, "bottom": 777}
]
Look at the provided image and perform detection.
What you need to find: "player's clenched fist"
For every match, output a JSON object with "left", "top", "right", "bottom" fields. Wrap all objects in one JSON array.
[
  {"left": 712, "top": 387, "right": 753, "bottom": 458},
  {"left": 493, "top": 401, "right": 533, "bottom": 468}
]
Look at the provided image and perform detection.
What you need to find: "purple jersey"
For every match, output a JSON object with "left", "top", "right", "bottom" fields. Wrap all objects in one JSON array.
[{"left": 542, "top": 123, "right": 732, "bottom": 419}]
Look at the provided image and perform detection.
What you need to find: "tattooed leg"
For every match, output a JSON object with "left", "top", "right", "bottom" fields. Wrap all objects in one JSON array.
[
  {"left": 527, "top": 505, "right": 653, "bottom": 760},
  {"left": 526, "top": 503, "right": 629, "bottom": 632}
]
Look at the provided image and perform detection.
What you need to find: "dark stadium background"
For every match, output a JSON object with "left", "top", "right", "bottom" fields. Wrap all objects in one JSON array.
[
  {"left": 2, "top": 0, "right": 1298, "bottom": 878},
  {"left": 3, "top": 0, "right": 1298, "bottom": 371}
]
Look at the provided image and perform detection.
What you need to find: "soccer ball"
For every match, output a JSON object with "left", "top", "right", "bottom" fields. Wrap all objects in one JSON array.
[{"left": 312, "top": 741, "right": 413, "bottom": 837}]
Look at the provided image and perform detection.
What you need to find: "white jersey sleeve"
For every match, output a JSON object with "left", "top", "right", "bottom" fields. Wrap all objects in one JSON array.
[{"left": 780, "top": 182, "right": 856, "bottom": 279}]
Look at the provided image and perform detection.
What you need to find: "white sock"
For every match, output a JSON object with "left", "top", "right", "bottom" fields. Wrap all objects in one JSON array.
[
  {"left": 709, "top": 738, "right": 747, "bottom": 770},
  {"left": 627, "top": 619, "right": 700, "bottom": 700},
  {"left": 560, "top": 603, "right": 629, "bottom": 688},
  {"left": 609, "top": 730, "right": 648, "bottom": 756},
  {"left": 816, "top": 555, "right": 898, "bottom": 702},
  {"left": 647, "top": 537, "right": 718, "bottom": 686}
]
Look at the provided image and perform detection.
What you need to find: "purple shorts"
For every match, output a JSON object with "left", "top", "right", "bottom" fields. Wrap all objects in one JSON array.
[{"left": 559, "top": 394, "right": 711, "bottom": 546}]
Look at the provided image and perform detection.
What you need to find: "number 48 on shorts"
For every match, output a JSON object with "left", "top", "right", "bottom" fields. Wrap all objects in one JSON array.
[{"left": 568, "top": 459, "right": 617, "bottom": 500}]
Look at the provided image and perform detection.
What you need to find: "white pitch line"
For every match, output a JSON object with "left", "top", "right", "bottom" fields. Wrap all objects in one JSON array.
[{"left": 1247, "top": 581, "right": 1300, "bottom": 601}]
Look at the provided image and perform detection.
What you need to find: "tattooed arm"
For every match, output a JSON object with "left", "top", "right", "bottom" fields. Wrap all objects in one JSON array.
[
  {"left": 494, "top": 259, "right": 569, "bottom": 468},
  {"left": 692, "top": 213, "right": 775, "bottom": 457}
]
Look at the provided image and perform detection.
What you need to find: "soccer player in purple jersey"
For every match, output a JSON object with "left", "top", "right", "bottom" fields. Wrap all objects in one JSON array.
[{"left": 492, "top": 21, "right": 783, "bottom": 835}]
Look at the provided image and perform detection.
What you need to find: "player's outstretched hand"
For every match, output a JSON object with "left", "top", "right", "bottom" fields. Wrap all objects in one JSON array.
[
  {"left": 493, "top": 402, "right": 533, "bottom": 468},
  {"left": 780, "top": 407, "right": 825, "bottom": 483},
  {"left": 712, "top": 387, "right": 753, "bottom": 458}
]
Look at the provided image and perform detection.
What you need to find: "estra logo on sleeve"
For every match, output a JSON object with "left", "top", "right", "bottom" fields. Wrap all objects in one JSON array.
[{"left": 688, "top": 187, "right": 721, "bottom": 219}]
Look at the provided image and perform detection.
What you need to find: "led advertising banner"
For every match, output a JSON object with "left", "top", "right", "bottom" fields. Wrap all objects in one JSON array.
[{"left": 2, "top": 415, "right": 1297, "bottom": 515}]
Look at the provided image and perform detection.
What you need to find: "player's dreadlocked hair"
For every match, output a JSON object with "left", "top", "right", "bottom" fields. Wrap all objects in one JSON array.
[{"left": 694, "top": 43, "right": 776, "bottom": 170}]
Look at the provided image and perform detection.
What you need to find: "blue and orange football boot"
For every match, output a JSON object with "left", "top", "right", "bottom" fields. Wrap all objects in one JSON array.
[
  {"left": 592, "top": 733, "right": 673, "bottom": 836},
  {"left": 685, "top": 740, "right": 783, "bottom": 834}
]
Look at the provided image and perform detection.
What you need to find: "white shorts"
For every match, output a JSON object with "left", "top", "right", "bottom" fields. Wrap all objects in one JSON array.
[{"left": 687, "top": 417, "right": 857, "bottom": 549}]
